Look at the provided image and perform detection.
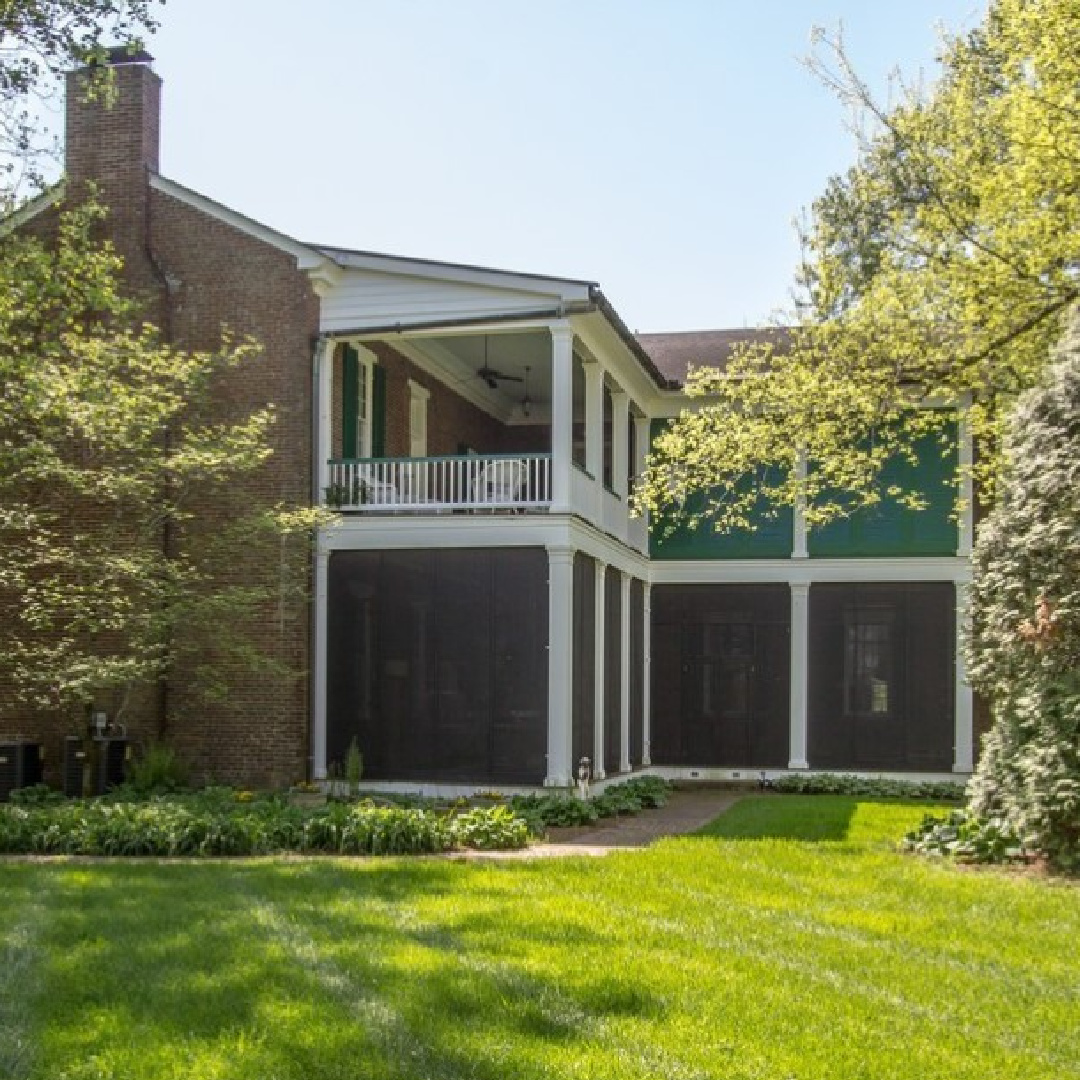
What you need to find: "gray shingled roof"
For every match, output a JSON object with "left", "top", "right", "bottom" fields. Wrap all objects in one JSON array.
[{"left": 636, "top": 328, "right": 790, "bottom": 387}]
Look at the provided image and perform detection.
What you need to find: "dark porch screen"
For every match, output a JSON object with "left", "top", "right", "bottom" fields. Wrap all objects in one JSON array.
[
  {"left": 327, "top": 548, "right": 548, "bottom": 783},
  {"left": 650, "top": 585, "right": 790, "bottom": 767},
  {"left": 808, "top": 582, "right": 954, "bottom": 771}
]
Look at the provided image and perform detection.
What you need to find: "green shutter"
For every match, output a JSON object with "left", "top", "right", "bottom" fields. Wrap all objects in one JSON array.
[
  {"left": 371, "top": 364, "right": 387, "bottom": 459},
  {"left": 341, "top": 345, "right": 359, "bottom": 457}
]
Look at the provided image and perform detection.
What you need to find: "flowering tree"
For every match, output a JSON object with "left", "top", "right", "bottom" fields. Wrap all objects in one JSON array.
[{"left": 965, "top": 307, "right": 1080, "bottom": 869}]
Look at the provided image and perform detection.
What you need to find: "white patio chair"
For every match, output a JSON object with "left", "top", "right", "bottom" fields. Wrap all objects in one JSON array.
[{"left": 473, "top": 459, "right": 528, "bottom": 508}]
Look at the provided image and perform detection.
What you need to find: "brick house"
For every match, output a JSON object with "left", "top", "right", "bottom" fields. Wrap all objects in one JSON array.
[{"left": 5, "top": 52, "right": 976, "bottom": 792}]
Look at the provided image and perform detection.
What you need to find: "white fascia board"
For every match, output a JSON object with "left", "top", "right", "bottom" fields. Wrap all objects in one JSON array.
[
  {"left": 149, "top": 174, "right": 341, "bottom": 285},
  {"left": 651, "top": 388, "right": 696, "bottom": 418},
  {"left": 314, "top": 247, "right": 594, "bottom": 303},
  {"left": 574, "top": 311, "right": 667, "bottom": 417},
  {"left": 0, "top": 182, "right": 66, "bottom": 236},
  {"left": 648, "top": 556, "right": 972, "bottom": 586},
  {"left": 317, "top": 513, "right": 649, "bottom": 579},
  {"left": 649, "top": 766, "right": 969, "bottom": 784}
]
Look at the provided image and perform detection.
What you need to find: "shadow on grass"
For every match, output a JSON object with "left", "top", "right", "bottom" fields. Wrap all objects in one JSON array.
[{"left": 17, "top": 858, "right": 673, "bottom": 1080}]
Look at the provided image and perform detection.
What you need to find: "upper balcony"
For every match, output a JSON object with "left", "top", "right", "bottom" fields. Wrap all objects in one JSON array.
[{"left": 315, "top": 323, "right": 651, "bottom": 554}]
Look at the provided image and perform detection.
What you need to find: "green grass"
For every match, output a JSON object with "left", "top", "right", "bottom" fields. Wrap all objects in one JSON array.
[{"left": 0, "top": 796, "right": 1076, "bottom": 1080}]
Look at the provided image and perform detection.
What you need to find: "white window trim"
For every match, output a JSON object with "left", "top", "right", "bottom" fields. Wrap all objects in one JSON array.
[
  {"left": 408, "top": 379, "right": 431, "bottom": 459},
  {"left": 350, "top": 343, "right": 377, "bottom": 459}
]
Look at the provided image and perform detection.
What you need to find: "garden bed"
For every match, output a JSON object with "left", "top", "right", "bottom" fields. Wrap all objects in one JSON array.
[{"left": 0, "top": 776, "right": 674, "bottom": 858}]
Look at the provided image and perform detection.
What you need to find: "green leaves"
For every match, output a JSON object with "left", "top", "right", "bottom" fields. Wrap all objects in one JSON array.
[
  {"left": 639, "top": 0, "right": 1080, "bottom": 533},
  {"left": 962, "top": 305, "right": 1080, "bottom": 870},
  {"left": 0, "top": 793, "right": 533, "bottom": 856},
  {"left": 0, "top": 204, "right": 328, "bottom": 716}
]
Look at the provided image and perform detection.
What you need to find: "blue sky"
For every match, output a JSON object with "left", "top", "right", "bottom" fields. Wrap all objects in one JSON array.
[{"left": 143, "top": 1, "right": 985, "bottom": 331}]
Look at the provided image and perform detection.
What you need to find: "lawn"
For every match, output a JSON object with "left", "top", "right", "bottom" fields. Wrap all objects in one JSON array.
[{"left": 0, "top": 796, "right": 1076, "bottom": 1080}]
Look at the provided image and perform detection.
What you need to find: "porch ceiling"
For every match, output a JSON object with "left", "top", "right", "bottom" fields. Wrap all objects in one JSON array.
[{"left": 396, "top": 330, "right": 555, "bottom": 421}]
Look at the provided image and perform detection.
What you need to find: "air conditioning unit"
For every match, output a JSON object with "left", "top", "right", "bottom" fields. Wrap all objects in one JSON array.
[
  {"left": 63, "top": 735, "right": 89, "bottom": 797},
  {"left": 0, "top": 739, "right": 44, "bottom": 801},
  {"left": 63, "top": 736, "right": 131, "bottom": 796},
  {"left": 94, "top": 737, "right": 130, "bottom": 793}
]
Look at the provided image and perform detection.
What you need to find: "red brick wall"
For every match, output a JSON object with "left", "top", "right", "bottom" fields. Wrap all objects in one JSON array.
[
  {"left": 147, "top": 186, "right": 319, "bottom": 787},
  {"left": 64, "top": 62, "right": 164, "bottom": 320},
  {"left": 367, "top": 342, "right": 508, "bottom": 457}
]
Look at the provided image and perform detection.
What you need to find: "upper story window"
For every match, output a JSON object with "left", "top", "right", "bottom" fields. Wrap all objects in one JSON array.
[{"left": 342, "top": 344, "right": 379, "bottom": 458}]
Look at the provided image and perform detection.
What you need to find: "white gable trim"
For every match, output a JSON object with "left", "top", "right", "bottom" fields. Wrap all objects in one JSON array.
[
  {"left": 0, "top": 182, "right": 66, "bottom": 237},
  {"left": 315, "top": 246, "right": 595, "bottom": 302}
]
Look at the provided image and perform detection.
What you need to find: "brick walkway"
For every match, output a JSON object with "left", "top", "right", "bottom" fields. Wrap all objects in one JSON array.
[{"left": 463, "top": 787, "right": 744, "bottom": 860}]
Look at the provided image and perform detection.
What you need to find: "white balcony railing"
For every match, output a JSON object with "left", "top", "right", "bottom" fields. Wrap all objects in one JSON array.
[{"left": 325, "top": 454, "right": 552, "bottom": 512}]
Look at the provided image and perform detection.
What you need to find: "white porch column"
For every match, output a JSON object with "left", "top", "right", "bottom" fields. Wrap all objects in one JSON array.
[
  {"left": 953, "top": 583, "right": 975, "bottom": 773},
  {"left": 633, "top": 414, "right": 650, "bottom": 488},
  {"left": 592, "top": 561, "right": 607, "bottom": 780},
  {"left": 312, "top": 542, "right": 330, "bottom": 779},
  {"left": 642, "top": 581, "right": 652, "bottom": 766},
  {"left": 316, "top": 337, "right": 334, "bottom": 504},
  {"left": 612, "top": 390, "right": 630, "bottom": 499},
  {"left": 789, "top": 582, "right": 810, "bottom": 769},
  {"left": 546, "top": 544, "right": 575, "bottom": 787},
  {"left": 619, "top": 570, "right": 632, "bottom": 773},
  {"left": 583, "top": 360, "right": 604, "bottom": 481},
  {"left": 792, "top": 452, "right": 809, "bottom": 559},
  {"left": 958, "top": 404, "right": 975, "bottom": 557},
  {"left": 550, "top": 324, "right": 575, "bottom": 512}
]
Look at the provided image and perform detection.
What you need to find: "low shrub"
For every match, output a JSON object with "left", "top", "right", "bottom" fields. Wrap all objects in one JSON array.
[
  {"left": 770, "top": 773, "right": 967, "bottom": 801},
  {"left": 510, "top": 776, "right": 673, "bottom": 833},
  {"left": 0, "top": 793, "right": 529, "bottom": 857},
  {"left": 125, "top": 743, "right": 189, "bottom": 796},
  {"left": 9, "top": 783, "right": 65, "bottom": 807},
  {"left": 450, "top": 805, "right": 529, "bottom": 850},
  {"left": 901, "top": 809, "right": 1029, "bottom": 864},
  {"left": 591, "top": 786, "right": 643, "bottom": 817},
  {"left": 623, "top": 775, "right": 671, "bottom": 808},
  {"left": 509, "top": 794, "right": 600, "bottom": 832}
]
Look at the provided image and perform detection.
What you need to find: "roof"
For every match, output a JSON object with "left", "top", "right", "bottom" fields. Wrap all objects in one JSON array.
[
  {"left": 312, "top": 243, "right": 597, "bottom": 291},
  {"left": 636, "top": 328, "right": 790, "bottom": 387}
]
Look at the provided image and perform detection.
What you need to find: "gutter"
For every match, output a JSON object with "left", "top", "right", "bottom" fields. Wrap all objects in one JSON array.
[
  {"left": 326, "top": 294, "right": 673, "bottom": 391},
  {"left": 324, "top": 304, "right": 596, "bottom": 339},
  {"left": 589, "top": 287, "right": 677, "bottom": 390}
]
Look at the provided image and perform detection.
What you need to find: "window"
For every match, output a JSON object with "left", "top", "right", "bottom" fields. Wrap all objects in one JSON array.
[
  {"left": 408, "top": 380, "right": 430, "bottom": 458},
  {"left": 843, "top": 606, "right": 895, "bottom": 716},
  {"left": 342, "top": 344, "right": 376, "bottom": 458}
]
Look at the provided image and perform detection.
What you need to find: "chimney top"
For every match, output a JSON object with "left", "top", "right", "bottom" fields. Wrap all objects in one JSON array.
[{"left": 96, "top": 45, "right": 155, "bottom": 68}]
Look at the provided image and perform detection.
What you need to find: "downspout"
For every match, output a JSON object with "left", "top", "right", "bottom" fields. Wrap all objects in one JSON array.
[
  {"left": 143, "top": 163, "right": 180, "bottom": 741},
  {"left": 309, "top": 333, "right": 330, "bottom": 780}
]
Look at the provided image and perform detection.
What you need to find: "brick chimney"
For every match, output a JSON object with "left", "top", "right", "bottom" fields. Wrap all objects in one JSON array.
[{"left": 64, "top": 48, "right": 162, "bottom": 295}]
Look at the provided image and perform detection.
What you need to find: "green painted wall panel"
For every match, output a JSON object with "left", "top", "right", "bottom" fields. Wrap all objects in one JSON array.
[
  {"left": 808, "top": 425, "right": 959, "bottom": 557},
  {"left": 649, "top": 421, "right": 793, "bottom": 560}
]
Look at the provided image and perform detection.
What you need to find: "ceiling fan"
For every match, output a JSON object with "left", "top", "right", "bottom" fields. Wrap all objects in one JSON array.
[{"left": 476, "top": 336, "right": 523, "bottom": 390}]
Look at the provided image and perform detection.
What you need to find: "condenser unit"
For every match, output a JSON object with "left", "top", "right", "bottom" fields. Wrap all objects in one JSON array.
[
  {"left": 95, "top": 737, "right": 130, "bottom": 793},
  {"left": 63, "top": 736, "right": 130, "bottom": 796},
  {"left": 63, "top": 736, "right": 89, "bottom": 797},
  {"left": 0, "top": 740, "right": 44, "bottom": 801}
]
